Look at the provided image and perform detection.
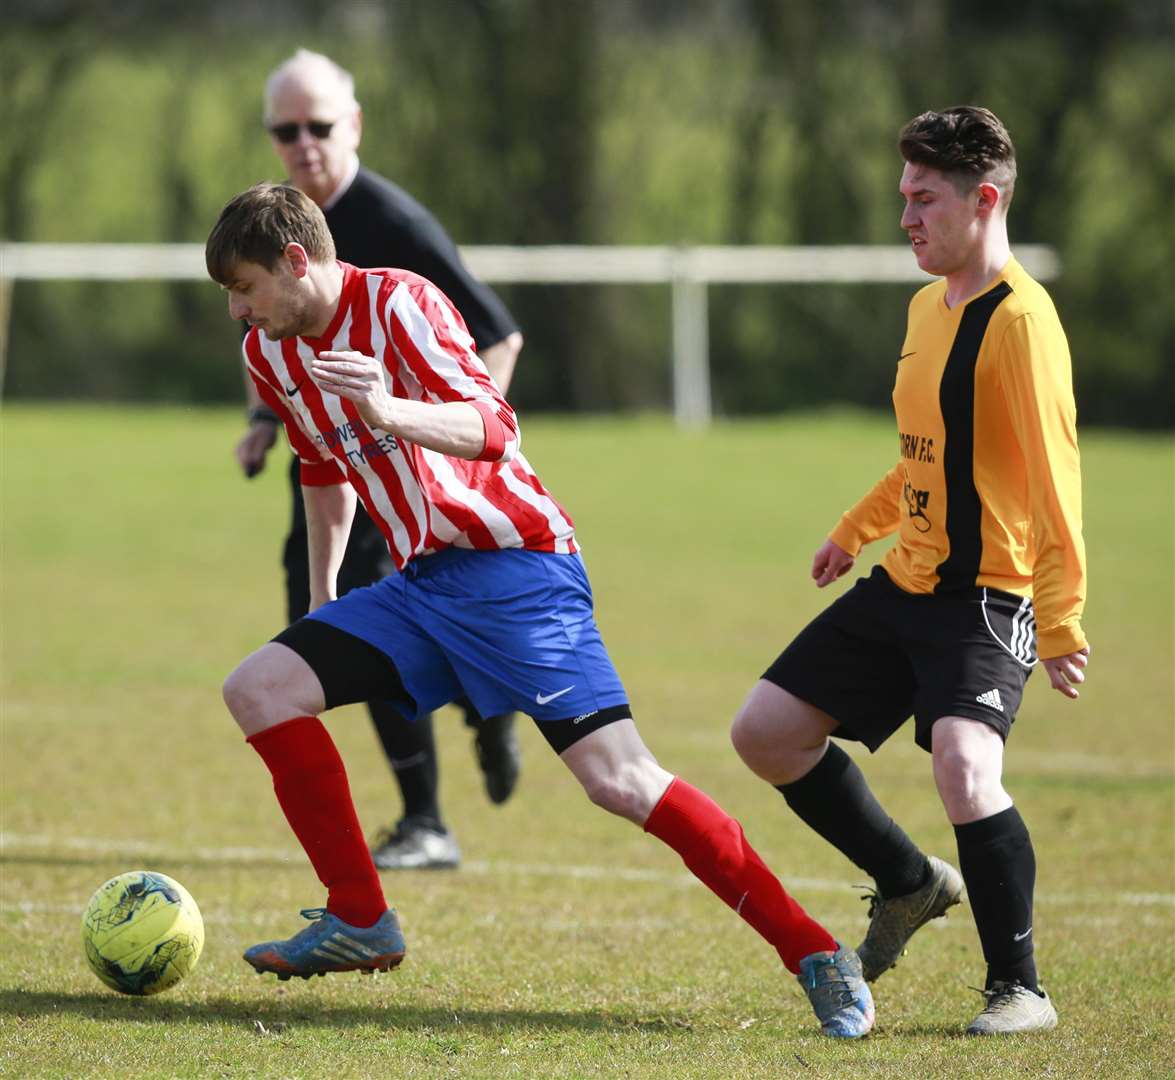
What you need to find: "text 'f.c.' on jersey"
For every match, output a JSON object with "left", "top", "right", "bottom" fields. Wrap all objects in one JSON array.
[
  {"left": 244, "top": 262, "right": 576, "bottom": 571},
  {"left": 829, "top": 257, "right": 1086, "bottom": 659}
]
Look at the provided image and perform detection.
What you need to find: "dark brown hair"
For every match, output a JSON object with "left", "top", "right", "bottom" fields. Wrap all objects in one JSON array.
[
  {"left": 205, "top": 182, "right": 336, "bottom": 284},
  {"left": 899, "top": 106, "right": 1017, "bottom": 203}
]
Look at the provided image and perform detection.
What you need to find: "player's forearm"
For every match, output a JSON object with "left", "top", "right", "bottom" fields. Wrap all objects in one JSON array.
[
  {"left": 371, "top": 398, "right": 493, "bottom": 460},
  {"left": 303, "top": 482, "right": 357, "bottom": 610},
  {"left": 479, "top": 332, "right": 523, "bottom": 396},
  {"left": 309, "top": 349, "right": 512, "bottom": 461},
  {"left": 830, "top": 463, "right": 904, "bottom": 554},
  {"left": 1029, "top": 509, "right": 1088, "bottom": 658}
]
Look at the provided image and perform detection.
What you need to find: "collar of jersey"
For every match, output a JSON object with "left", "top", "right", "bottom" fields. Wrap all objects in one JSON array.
[{"left": 937, "top": 256, "right": 1021, "bottom": 317}]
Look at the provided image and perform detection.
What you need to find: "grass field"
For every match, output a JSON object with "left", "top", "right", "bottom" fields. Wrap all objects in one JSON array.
[{"left": 1, "top": 405, "right": 1172, "bottom": 1079}]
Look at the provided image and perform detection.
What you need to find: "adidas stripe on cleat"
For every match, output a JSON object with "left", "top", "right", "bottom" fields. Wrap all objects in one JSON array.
[{"left": 244, "top": 907, "right": 406, "bottom": 979}]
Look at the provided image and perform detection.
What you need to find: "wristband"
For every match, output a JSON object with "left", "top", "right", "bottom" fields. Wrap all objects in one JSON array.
[{"left": 248, "top": 406, "right": 280, "bottom": 425}]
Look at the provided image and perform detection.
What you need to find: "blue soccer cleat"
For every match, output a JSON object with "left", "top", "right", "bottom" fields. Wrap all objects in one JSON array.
[
  {"left": 244, "top": 907, "right": 406, "bottom": 980},
  {"left": 797, "top": 945, "right": 875, "bottom": 1038}
]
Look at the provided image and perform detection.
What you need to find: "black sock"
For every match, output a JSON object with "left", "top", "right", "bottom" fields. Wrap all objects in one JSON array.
[
  {"left": 457, "top": 695, "right": 483, "bottom": 729},
  {"left": 367, "top": 701, "right": 444, "bottom": 832},
  {"left": 777, "top": 741, "right": 929, "bottom": 899},
  {"left": 954, "top": 805, "right": 1039, "bottom": 992}
]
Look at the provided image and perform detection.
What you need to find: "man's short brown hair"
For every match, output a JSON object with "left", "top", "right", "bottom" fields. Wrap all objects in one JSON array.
[
  {"left": 899, "top": 106, "right": 1017, "bottom": 203},
  {"left": 206, "top": 182, "right": 336, "bottom": 284}
]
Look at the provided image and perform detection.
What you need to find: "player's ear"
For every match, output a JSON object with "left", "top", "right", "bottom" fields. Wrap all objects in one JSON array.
[
  {"left": 976, "top": 182, "right": 1001, "bottom": 217},
  {"left": 284, "top": 243, "right": 311, "bottom": 279}
]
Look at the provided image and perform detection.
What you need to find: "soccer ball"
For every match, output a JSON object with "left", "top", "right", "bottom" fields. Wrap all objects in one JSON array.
[{"left": 81, "top": 870, "right": 204, "bottom": 995}]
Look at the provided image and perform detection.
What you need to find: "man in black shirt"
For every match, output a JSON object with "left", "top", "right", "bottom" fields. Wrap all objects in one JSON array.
[{"left": 235, "top": 49, "right": 524, "bottom": 870}]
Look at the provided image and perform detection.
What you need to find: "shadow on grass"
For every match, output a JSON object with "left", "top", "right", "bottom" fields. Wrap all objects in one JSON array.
[{"left": 0, "top": 988, "right": 689, "bottom": 1035}]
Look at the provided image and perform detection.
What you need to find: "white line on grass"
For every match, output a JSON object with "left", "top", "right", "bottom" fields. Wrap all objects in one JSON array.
[
  {"left": 2, "top": 900, "right": 1171, "bottom": 937},
  {"left": 2, "top": 831, "right": 1172, "bottom": 907}
]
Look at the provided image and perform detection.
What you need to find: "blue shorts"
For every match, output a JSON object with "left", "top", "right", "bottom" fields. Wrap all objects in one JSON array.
[{"left": 305, "top": 548, "right": 629, "bottom": 724}]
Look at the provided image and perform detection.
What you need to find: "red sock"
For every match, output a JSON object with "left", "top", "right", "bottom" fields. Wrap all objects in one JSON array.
[
  {"left": 248, "top": 716, "right": 386, "bottom": 928},
  {"left": 644, "top": 777, "right": 837, "bottom": 972}
]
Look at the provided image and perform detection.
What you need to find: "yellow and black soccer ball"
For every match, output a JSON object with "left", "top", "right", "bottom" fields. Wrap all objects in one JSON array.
[{"left": 81, "top": 870, "right": 204, "bottom": 995}]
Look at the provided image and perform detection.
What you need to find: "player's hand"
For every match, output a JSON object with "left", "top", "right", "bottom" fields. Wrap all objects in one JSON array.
[
  {"left": 812, "top": 538, "right": 854, "bottom": 587},
  {"left": 1040, "top": 646, "right": 1090, "bottom": 700},
  {"left": 236, "top": 421, "right": 278, "bottom": 478},
  {"left": 310, "top": 350, "right": 394, "bottom": 430}
]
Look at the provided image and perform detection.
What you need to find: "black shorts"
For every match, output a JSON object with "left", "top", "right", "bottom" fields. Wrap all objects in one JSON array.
[{"left": 763, "top": 565, "right": 1037, "bottom": 753}]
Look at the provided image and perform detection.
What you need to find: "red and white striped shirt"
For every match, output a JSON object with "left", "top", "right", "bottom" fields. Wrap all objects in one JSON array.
[{"left": 244, "top": 262, "right": 577, "bottom": 571}]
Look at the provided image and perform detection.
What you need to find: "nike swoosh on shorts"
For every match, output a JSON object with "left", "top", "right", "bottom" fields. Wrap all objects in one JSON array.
[{"left": 535, "top": 686, "right": 575, "bottom": 706}]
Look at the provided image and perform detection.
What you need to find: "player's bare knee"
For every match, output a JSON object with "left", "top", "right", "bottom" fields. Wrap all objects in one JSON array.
[
  {"left": 578, "top": 769, "right": 626, "bottom": 814},
  {"left": 222, "top": 653, "right": 304, "bottom": 731},
  {"left": 732, "top": 687, "right": 786, "bottom": 754},
  {"left": 732, "top": 692, "right": 825, "bottom": 780},
  {"left": 730, "top": 707, "right": 775, "bottom": 768},
  {"left": 222, "top": 660, "right": 269, "bottom": 728},
  {"left": 578, "top": 760, "right": 657, "bottom": 822},
  {"left": 933, "top": 741, "right": 966, "bottom": 788},
  {"left": 933, "top": 744, "right": 1002, "bottom": 811}
]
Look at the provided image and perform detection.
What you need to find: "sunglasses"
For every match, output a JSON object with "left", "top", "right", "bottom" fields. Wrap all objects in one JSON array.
[{"left": 268, "top": 120, "right": 336, "bottom": 144}]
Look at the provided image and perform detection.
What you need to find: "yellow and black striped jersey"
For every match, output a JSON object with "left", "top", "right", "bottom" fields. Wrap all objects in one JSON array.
[{"left": 829, "top": 257, "right": 1087, "bottom": 659}]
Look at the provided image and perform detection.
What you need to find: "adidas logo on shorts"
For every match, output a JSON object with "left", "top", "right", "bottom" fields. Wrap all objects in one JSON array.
[{"left": 976, "top": 688, "right": 1005, "bottom": 713}]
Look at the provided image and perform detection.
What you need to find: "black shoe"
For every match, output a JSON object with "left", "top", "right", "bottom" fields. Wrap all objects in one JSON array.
[
  {"left": 474, "top": 713, "right": 521, "bottom": 805},
  {"left": 856, "top": 855, "right": 964, "bottom": 981}
]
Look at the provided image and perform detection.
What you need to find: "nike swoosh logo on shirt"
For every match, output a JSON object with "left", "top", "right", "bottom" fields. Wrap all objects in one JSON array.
[
  {"left": 535, "top": 686, "right": 575, "bottom": 706},
  {"left": 898, "top": 352, "right": 916, "bottom": 362},
  {"left": 286, "top": 379, "right": 306, "bottom": 396}
]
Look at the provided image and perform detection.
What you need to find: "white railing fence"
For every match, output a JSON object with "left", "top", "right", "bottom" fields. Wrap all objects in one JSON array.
[{"left": 0, "top": 243, "right": 1059, "bottom": 426}]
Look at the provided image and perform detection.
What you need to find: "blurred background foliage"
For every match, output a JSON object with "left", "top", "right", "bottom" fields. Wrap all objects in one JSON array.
[{"left": 2, "top": 0, "right": 1172, "bottom": 426}]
